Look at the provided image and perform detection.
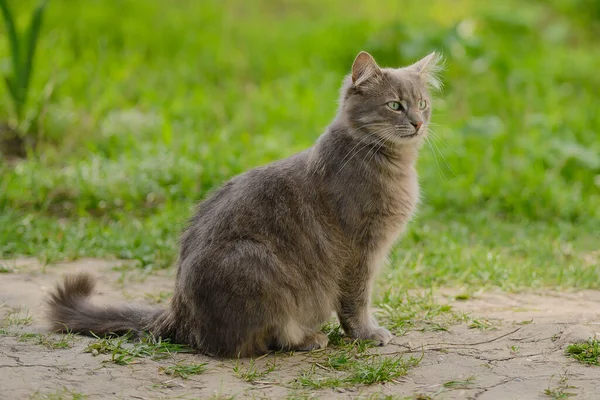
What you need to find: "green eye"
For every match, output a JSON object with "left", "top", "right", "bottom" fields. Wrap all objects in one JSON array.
[
  {"left": 387, "top": 101, "right": 402, "bottom": 111},
  {"left": 418, "top": 99, "right": 428, "bottom": 110}
]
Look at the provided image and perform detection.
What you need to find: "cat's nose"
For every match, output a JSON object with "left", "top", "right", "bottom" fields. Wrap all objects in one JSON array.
[{"left": 412, "top": 121, "right": 423, "bottom": 130}]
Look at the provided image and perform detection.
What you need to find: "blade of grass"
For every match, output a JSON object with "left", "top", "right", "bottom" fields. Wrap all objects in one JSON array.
[
  {"left": 0, "top": 0, "right": 20, "bottom": 81},
  {"left": 0, "top": 0, "right": 22, "bottom": 118},
  {"left": 4, "top": 76, "right": 19, "bottom": 105},
  {"left": 21, "top": 0, "right": 49, "bottom": 109}
]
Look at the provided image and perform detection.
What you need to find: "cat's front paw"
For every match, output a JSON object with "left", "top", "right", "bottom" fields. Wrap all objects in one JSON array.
[{"left": 353, "top": 326, "right": 393, "bottom": 346}]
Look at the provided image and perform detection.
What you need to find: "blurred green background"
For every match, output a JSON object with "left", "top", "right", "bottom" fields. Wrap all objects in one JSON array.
[{"left": 1, "top": 0, "right": 598, "bottom": 290}]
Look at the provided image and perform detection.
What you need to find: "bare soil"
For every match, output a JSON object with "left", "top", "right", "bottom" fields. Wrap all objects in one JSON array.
[{"left": 1, "top": 258, "right": 599, "bottom": 400}]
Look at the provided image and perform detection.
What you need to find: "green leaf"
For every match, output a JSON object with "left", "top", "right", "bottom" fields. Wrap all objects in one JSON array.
[
  {"left": 21, "top": 0, "right": 49, "bottom": 107},
  {"left": 0, "top": 0, "right": 23, "bottom": 119},
  {"left": 0, "top": 0, "right": 21, "bottom": 81},
  {"left": 4, "top": 75, "right": 18, "bottom": 102}
]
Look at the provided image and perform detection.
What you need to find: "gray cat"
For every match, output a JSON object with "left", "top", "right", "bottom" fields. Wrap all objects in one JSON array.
[{"left": 47, "top": 51, "right": 443, "bottom": 357}]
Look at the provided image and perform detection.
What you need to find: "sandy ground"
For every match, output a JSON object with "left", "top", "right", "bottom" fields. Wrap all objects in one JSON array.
[{"left": 0, "top": 258, "right": 599, "bottom": 400}]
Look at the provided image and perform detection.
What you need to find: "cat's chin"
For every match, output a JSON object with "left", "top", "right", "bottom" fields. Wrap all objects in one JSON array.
[
  {"left": 400, "top": 133, "right": 419, "bottom": 139},
  {"left": 393, "top": 133, "right": 425, "bottom": 147}
]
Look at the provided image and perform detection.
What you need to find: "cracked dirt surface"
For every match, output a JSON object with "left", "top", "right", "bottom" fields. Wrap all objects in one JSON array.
[{"left": 1, "top": 258, "right": 599, "bottom": 399}]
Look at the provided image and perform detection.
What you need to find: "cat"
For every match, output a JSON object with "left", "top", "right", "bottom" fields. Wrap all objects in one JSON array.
[{"left": 47, "top": 51, "right": 443, "bottom": 357}]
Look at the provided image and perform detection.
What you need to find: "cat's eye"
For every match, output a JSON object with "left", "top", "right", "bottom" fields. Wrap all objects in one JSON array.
[
  {"left": 418, "top": 99, "right": 428, "bottom": 110},
  {"left": 387, "top": 101, "right": 403, "bottom": 111}
]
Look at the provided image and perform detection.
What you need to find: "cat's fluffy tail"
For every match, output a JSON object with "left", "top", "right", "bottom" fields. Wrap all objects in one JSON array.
[{"left": 47, "top": 272, "right": 167, "bottom": 338}]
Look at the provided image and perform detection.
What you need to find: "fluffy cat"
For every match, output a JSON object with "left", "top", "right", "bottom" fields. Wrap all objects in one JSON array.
[{"left": 47, "top": 51, "right": 443, "bottom": 357}]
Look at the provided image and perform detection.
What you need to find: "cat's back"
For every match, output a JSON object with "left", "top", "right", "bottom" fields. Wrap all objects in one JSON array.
[{"left": 180, "top": 150, "right": 316, "bottom": 255}]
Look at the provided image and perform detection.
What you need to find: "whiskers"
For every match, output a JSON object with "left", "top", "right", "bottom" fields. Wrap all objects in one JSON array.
[
  {"left": 423, "top": 124, "right": 455, "bottom": 179},
  {"left": 336, "top": 124, "right": 396, "bottom": 176},
  {"left": 360, "top": 127, "right": 397, "bottom": 172},
  {"left": 334, "top": 122, "right": 455, "bottom": 180}
]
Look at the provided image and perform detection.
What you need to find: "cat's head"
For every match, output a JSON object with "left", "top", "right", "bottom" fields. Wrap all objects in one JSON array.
[{"left": 339, "top": 51, "right": 443, "bottom": 146}]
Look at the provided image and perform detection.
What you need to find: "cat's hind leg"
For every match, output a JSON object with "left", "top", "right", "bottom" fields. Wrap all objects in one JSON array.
[{"left": 274, "top": 319, "right": 328, "bottom": 352}]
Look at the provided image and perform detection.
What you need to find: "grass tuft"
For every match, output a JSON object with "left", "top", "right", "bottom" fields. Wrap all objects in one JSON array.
[
  {"left": 18, "top": 332, "right": 76, "bottom": 349},
  {"left": 322, "top": 322, "right": 346, "bottom": 346},
  {"left": 543, "top": 373, "right": 577, "bottom": 399},
  {"left": 298, "top": 345, "right": 421, "bottom": 388},
  {"left": 376, "top": 290, "right": 463, "bottom": 335},
  {"left": 84, "top": 333, "right": 194, "bottom": 365},
  {"left": 565, "top": 339, "right": 599, "bottom": 366},
  {"left": 29, "top": 387, "right": 86, "bottom": 400},
  {"left": 467, "top": 318, "right": 496, "bottom": 330},
  {"left": 160, "top": 362, "right": 208, "bottom": 379},
  {"left": 347, "top": 355, "right": 419, "bottom": 385},
  {"left": 233, "top": 359, "right": 277, "bottom": 382},
  {"left": 443, "top": 375, "right": 476, "bottom": 389},
  {"left": 1, "top": 306, "right": 33, "bottom": 328}
]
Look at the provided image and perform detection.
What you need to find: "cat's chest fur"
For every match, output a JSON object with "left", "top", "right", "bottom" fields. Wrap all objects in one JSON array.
[
  {"left": 367, "top": 163, "right": 419, "bottom": 265},
  {"left": 354, "top": 159, "right": 419, "bottom": 250},
  {"left": 312, "top": 138, "right": 420, "bottom": 256}
]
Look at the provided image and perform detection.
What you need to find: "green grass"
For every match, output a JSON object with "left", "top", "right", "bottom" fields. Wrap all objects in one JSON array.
[
  {"left": 296, "top": 335, "right": 422, "bottom": 389},
  {"left": 565, "top": 339, "right": 600, "bottom": 366},
  {"left": 1, "top": 1, "right": 598, "bottom": 292},
  {"left": 18, "top": 332, "right": 76, "bottom": 349},
  {"left": 84, "top": 333, "right": 194, "bottom": 365},
  {"left": 443, "top": 375, "right": 476, "bottom": 389},
  {"left": 30, "top": 388, "right": 86, "bottom": 400},
  {"left": 160, "top": 362, "right": 208, "bottom": 379},
  {"left": 375, "top": 290, "right": 463, "bottom": 335},
  {"left": 0, "top": 0, "right": 48, "bottom": 126},
  {"left": 233, "top": 359, "right": 278, "bottom": 383},
  {"left": 544, "top": 373, "right": 577, "bottom": 399},
  {"left": 1, "top": 306, "right": 33, "bottom": 327},
  {"left": 467, "top": 317, "right": 496, "bottom": 330},
  {"left": 298, "top": 353, "right": 421, "bottom": 388}
]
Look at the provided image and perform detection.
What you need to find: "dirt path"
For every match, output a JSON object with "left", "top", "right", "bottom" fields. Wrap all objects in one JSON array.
[{"left": 1, "top": 258, "right": 599, "bottom": 399}]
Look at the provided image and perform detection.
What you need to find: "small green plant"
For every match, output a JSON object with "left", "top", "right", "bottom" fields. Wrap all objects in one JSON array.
[
  {"left": 468, "top": 318, "right": 495, "bottom": 330},
  {"left": 160, "top": 362, "right": 208, "bottom": 379},
  {"left": 454, "top": 293, "right": 471, "bottom": 301},
  {"left": 347, "top": 355, "right": 418, "bottom": 385},
  {"left": 233, "top": 359, "right": 277, "bottom": 382},
  {"left": 18, "top": 332, "right": 75, "bottom": 349},
  {"left": 326, "top": 351, "right": 354, "bottom": 371},
  {"left": 517, "top": 319, "right": 533, "bottom": 325},
  {"left": 565, "top": 338, "right": 599, "bottom": 366},
  {"left": 322, "top": 322, "right": 346, "bottom": 346},
  {"left": 1, "top": 306, "right": 33, "bottom": 327},
  {"left": 376, "top": 291, "right": 460, "bottom": 335},
  {"left": 84, "top": 333, "right": 194, "bottom": 365},
  {"left": 29, "top": 387, "right": 86, "bottom": 400},
  {"left": 0, "top": 0, "right": 48, "bottom": 125},
  {"left": 298, "top": 351, "right": 421, "bottom": 388},
  {"left": 443, "top": 375, "right": 476, "bottom": 389},
  {"left": 543, "top": 373, "right": 577, "bottom": 399}
]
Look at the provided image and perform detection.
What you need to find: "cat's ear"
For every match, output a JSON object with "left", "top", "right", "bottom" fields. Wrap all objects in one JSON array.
[
  {"left": 351, "top": 51, "right": 381, "bottom": 87},
  {"left": 407, "top": 52, "right": 444, "bottom": 90}
]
